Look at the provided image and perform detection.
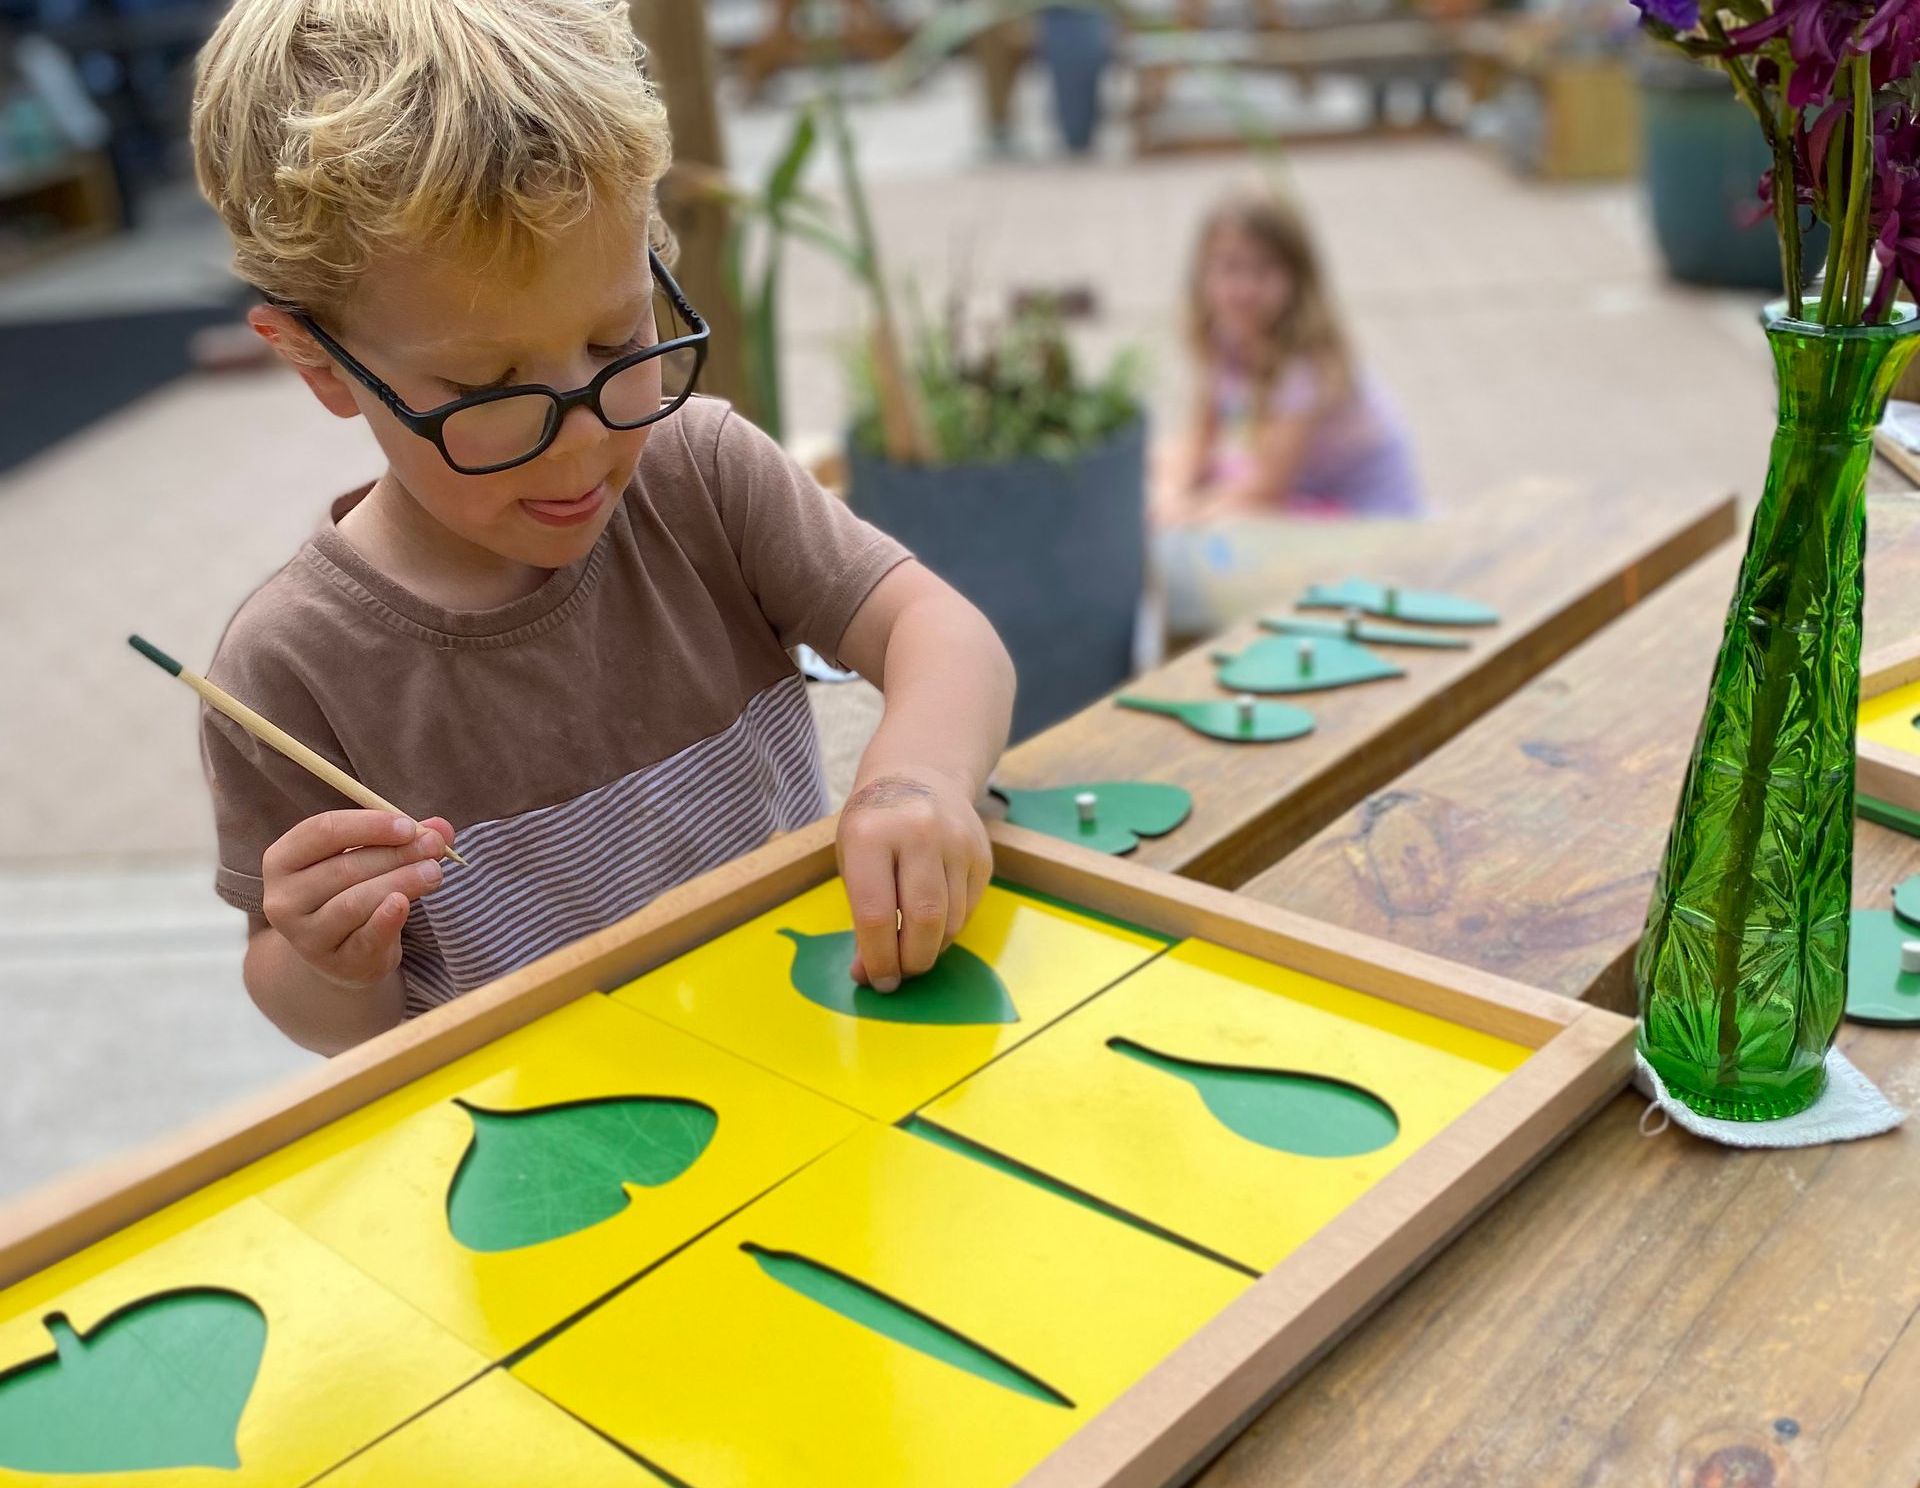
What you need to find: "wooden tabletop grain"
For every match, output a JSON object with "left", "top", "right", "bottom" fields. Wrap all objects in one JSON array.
[
  {"left": 998, "top": 479, "right": 1735, "bottom": 888},
  {"left": 1201, "top": 490, "right": 1920, "bottom": 1487}
]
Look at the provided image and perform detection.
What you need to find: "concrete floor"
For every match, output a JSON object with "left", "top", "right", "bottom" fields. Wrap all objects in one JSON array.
[{"left": 0, "top": 60, "right": 1791, "bottom": 1201}]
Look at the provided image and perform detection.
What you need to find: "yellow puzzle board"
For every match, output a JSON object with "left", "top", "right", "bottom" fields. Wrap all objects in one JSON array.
[
  {"left": 314, "top": 1370, "right": 670, "bottom": 1486},
  {"left": 610, "top": 879, "right": 1167, "bottom": 1119},
  {"left": 259, "top": 993, "right": 863, "bottom": 1357},
  {"left": 0, "top": 1199, "right": 483, "bottom": 1488},
  {"left": 514, "top": 1124, "right": 1246, "bottom": 1488},
  {"left": 921, "top": 940, "right": 1531, "bottom": 1271},
  {"left": 1860, "top": 677, "right": 1920, "bottom": 759}
]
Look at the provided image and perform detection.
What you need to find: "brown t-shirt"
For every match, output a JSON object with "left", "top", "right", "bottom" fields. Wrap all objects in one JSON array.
[{"left": 202, "top": 396, "right": 907, "bottom": 1016}]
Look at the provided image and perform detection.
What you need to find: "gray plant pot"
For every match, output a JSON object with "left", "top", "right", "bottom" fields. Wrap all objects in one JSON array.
[{"left": 847, "top": 418, "right": 1146, "bottom": 742}]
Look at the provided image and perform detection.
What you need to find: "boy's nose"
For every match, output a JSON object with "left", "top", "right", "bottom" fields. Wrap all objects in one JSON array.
[{"left": 545, "top": 400, "right": 607, "bottom": 458}]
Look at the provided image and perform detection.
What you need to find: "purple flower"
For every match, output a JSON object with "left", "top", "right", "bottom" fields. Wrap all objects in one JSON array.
[
  {"left": 1631, "top": 0, "right": 1700, "bottom": 29},
  {"left": 1730, "top": 0, "right": 1920, "bottom": 107}
]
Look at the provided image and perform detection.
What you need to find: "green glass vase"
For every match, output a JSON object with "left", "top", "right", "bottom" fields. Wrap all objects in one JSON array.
[{"left": 1636, "top": 308, "right": 1920, "bottom": 1120}]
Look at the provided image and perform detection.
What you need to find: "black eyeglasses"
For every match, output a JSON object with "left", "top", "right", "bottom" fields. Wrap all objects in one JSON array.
[{"left": 284, "top": 248, "right": 709, "bottom": 475}]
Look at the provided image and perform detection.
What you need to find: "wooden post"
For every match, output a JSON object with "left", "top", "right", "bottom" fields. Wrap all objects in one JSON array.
[{"left": 632, "top": 0, "right": 754, "bottom": 420}]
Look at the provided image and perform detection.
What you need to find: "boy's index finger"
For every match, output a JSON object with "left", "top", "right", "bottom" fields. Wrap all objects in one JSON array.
[{"left": 273, "top": 809, "right": 418, "bottom": 872}]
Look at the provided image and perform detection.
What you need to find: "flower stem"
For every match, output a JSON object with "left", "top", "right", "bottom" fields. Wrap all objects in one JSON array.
[
  {"left": 1716, "top": 47, "right": 1801, "bottom": 316},
  {"left": 1820, "top": 116, "right": 1850, "bottom": 324},
  {"left": 1842, "top": 55, "right": 1875, "bottom": 323}
]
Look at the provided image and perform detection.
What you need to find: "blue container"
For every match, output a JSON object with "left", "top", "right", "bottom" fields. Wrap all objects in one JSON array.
[
  {"left": 1037, "top": 5, "right": 1114, "bottom": 155},
  {"left": 1641, "top": 56, "right": 1828, "bottom": 292},
  {"left": 848, "top": 419, "right": 1146, "bottom": 741}
]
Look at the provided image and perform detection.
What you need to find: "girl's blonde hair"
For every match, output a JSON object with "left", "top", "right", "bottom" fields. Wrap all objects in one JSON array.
[
  {"left": 192, "top": 0, "right": 672, "bottom": 314},
  {"left": 1187, "top": 188, "right": 1353, "bottom": 407}
]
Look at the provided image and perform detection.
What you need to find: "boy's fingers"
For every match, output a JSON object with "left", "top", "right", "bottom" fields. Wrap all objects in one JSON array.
[
  {"left": 331, "top": 891, "right": 410, "bottom": 984},
  {"left": 896, "top": 852, "right": 947, "bottom": 979},
  {"left": 307, "top": 864, "right": 439, "bottom": 955},
  {"left": 418, "top": 817, "right": 459, "bottom": 855},
  {"left": 943, "top": 860, "right": 970, "bottom": 949},
  {"left": 843, "top": 849, "right": 902, "bottom": 993},
  {"left": 274, "top": 832, "right": 444, "bottom": 916},
  {"left": 268, "top": 810, "right": 418, "bottom": 876}
]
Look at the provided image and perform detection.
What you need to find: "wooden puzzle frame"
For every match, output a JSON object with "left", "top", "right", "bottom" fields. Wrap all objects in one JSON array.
[
  {"left": 0, "top": 820, "right": 1632, "bottom": 1488},
  {"left": 1859, "top": 636, "right": 1920, "bottom": 828}
]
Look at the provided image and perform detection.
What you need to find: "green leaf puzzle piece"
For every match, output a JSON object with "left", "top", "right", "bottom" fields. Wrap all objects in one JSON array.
[
  {"left": 1115, "top": 694, "right": 1314, "bottom": 744},
  {"left": 1298, "top": 578, "right": 1497, "bottom": 627},
  {"left": 1893, "top": 875, "right": 1920, "bottom": 929},
  {"left": 743, "top": 1245, "right": 1072, "bottom": 1408},
  {"left": 1210, "top": 633, "right": 1404, "bottom": 695},
  {"left": 1259, "top": 614, "right": 1471, "bottom": 651},
  {"left": 1847, "top": 909, "right": 1920, "bottom": 1026},
  {"left": 1109, "top": 1039, "right": 1400, "bottom": 1158},
  {"left": 992, "top": 782, "right": 1193, "bottom": 855},
  {"left": 0, "top": 1289, "right": 265, "bottom": 1474},
  {"left": 446, "top": 1097, "right": 718, "bottom": 1253},
  {"left": 778, "top": 928, "right": 1018, "bottom": 1024}
]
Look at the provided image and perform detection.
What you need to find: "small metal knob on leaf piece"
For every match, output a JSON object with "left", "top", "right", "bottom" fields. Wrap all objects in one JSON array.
[
  {"left": 1297, "top": 639, "right": 1316, "bottom": 676},
  {"left": 1075, "top": 791, "right": 1097, "bottom": 825},
  {"left": 1236, "top": 694, "right": 1256, "bottom": 727},
  {"left": 1383, "top": 585, "right": 1400, "bottom": 616},
  {"left": 1344, "top": 606, "right": 1362, "bottom": 639},
  {"left": 1901, "top": 940, "right": 1920, "bottom": 975}
]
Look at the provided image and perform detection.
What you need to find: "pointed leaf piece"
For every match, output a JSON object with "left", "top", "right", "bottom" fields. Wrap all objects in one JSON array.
[
  {"left": 993, "top": 782, "right": 1193, "bottom": 854},
  {"left": 778, "top": 928, "right": 1018, "bottom": 1024},
  {"left": 1110, "top": 1038, "right": 1399, "bottom": 1158},
  {"left": 1847, "top": 909, "right": 1920, "bottom": 1025},
  {"left": 744, "top": 1245, "right": 1072, "bottom": 1408},
  {"left": 1894, "top": 876, "right": 1920, "bottom": 930},
  {"left": 1116, "top": 695, "right": 1315, "bottom": 744},
  {"left": 447, "top": 1096, "right": 718, "bottom": 1253},
  {"left": 0, "top": 1289, "right": 265, "bottom": 1474},
  {"left": 1259, "top": 615, "right": 1471, "bottom": 650},
  {"left": 1298, "top": 578, "right": 1497, "bottom": 627},
  {"left": 1212, "top": 634, "right": 1403, "bottom": 695}
]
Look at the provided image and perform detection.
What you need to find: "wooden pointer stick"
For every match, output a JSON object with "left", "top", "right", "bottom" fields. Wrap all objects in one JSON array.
[{"left": 128, "top": 635, "right": 471, "bottom": 868}]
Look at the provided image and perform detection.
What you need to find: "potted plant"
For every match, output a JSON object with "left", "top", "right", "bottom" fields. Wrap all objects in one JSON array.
[
  {"left": 845, "top": 294, "right": 1146, "bottom": 740},
  {"left": 1627, "top": 0, "right": 1920, "bottom": 1120}
]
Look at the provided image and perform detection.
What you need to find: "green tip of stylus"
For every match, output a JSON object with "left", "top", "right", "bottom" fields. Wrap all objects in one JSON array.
[{"left": 128, "top": 635, "right": 183, "bottom": 677}]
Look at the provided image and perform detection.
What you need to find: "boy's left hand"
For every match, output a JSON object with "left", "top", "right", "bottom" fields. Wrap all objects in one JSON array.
[{"left": 836, "top": 768, "right": 992, "bottom": 992}]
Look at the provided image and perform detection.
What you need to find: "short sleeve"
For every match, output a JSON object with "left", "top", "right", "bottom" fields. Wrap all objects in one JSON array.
[{"left": 704, "top": 406, "right": 910, "bottom": 660}]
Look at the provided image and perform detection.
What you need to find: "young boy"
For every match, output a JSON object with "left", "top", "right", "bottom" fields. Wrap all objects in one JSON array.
[{"left": 190, "top": 0, "right": 1015, "bottom": 1054}]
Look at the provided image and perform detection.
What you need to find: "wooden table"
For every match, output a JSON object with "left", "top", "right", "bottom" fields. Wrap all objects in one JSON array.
[
  {"left": 1202, "top": 490, "right": 1920, "bottom": 1485},
  {"left": 999, "top": 480, "right": 1735, "bottom": 888}
]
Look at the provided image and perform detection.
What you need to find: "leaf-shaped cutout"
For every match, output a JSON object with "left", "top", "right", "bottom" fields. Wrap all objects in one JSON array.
[
  {"left": 446, "top": 1096, "right": 717, "bottom": 1253},
  {"left": 1298, "top": 577, "right": 1498, "bottom": 626},
  {"left": 1846, "top": 908, "right": 1920, "bottom": 1026},
  {"left": 1211, "top": 634, "right": 1404, "bottom": 695},
  {"left": 0, "top": 1289, "right": 265, "bottom": 1474},
  {"left": 1115, "top": 695, "right": 1315, "bottom": 744},
  {"left": 992, "top": 782, "right": 1193, "bottom": 855},
  {"left": 1109, "top": 1038, "right": 1399, "bottom": 1158},
  {"left": 743, "top": 1245, "right": 1072, "bottom": 1407},
  {"left": 777, "top": 928, "right": 1018, "bottom": 1024},
  {"left": 1258, "top": 615, "right": 1470, "bottom": 650},
  {"left": 1893, "top": 874, "right": 1920, "bottom": 929}
]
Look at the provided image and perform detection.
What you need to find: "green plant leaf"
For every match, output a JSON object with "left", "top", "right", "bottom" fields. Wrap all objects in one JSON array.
[
  {"left": 1298, "top": 578, "right": 1498, "bottom": 627},
  {"left": 993, "top": 782, "right": 1192, "bottom": 855},
  {"left": 1211, "top": 633, "right": 1404, "bottom": 695},
  {"left": 743, "top": 1245, "right": 1072, "bottom": 1407},
  {"left": 1109, "top": 1039, "right": 1400, "bottom": 1158},
  {"left": 1115, "top": 695, "right": 1315, "bottom": 744},
  {"left": 1847, "top": 909, "right": 1920, "bottom": 1025},
  {"left": 446, "top": 1097, "right": 718, "bottom": 1253},
  {"left": 777, "top": 929, "right": 1018, "bottom": 1024},
  {"left": 0, "top": 1289, "right": 265, "bottom": 1473}
]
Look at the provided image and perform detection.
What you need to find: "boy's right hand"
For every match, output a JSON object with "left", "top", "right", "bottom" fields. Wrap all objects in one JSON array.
[{"left": 260, "top": 810, "right": 454, "bottom": 988}]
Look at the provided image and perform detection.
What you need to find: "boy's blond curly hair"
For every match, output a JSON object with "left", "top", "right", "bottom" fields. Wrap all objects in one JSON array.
[{"left": 192, "top": 0, "right": 672, "bottom": 313}]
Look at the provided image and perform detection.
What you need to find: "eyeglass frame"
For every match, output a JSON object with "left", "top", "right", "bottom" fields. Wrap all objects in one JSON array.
[{"left": 275, "top": 247, "right": 710, "bottom": 476}]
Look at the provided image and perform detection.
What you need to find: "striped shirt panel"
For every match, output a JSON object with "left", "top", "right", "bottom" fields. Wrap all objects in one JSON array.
[{"left": 397, "top": 673, "right": 828, "bottom": 1017}]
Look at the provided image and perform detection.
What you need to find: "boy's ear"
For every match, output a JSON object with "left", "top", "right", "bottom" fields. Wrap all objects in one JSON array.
[{"left": 247, "top": 304, "right": 362, "bottom": 420}]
